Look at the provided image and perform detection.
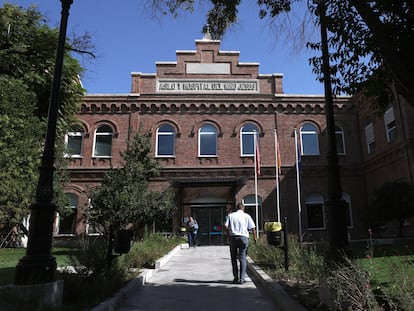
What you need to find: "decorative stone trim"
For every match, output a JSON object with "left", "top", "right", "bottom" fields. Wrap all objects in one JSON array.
[{"left": 80, "top": 97, "right": 353, "bottom": 115}]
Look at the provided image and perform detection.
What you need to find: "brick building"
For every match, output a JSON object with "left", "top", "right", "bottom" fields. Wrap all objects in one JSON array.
[{"left": 59, "top": 37, "right": 414, "bottom": 245}]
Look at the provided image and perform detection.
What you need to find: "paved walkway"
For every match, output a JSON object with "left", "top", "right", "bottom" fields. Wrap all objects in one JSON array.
[{"left": 115, "top": 245, "right": 278, "bottom": 311}]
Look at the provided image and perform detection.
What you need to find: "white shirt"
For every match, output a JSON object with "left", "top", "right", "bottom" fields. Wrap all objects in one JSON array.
[{"left": 225, "top": 210, "right": 256, "bottom": 238}]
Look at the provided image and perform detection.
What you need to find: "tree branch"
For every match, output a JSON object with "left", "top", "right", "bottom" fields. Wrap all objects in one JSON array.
[
  {"left": 67, "top": 47, "right": 96, "bottom": 58},
  {"left": 349, "top": 0, "right": 414, "bottom": 102}
]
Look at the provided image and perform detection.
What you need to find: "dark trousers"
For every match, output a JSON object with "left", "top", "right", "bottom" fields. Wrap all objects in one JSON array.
[
  {"left": 229, "top": 236, "right": 249, "bottom": 281},
  {"left": 187, "top": 231, "right": 197, "bottom": 247}
]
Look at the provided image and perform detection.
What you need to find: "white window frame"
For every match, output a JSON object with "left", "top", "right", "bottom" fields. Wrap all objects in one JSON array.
[
  {"left": 56, "top": 194, "right": 78, "bottom": 236},
  {"left": 93, "top": 125, "right": 113, "bottom": 157},
  {"left": 64, "top": 130, "right": 83, "bottom": 158},
  {"left": 300, "top": 123, "right": 320, "bottom": 155},
  {"left": 86, "top": 198, "right": 104, "bottom": 235},
  {"left": 335, "top": 125, "right": 346, "bottom": 155},
  {"left": 198, "top": 124, "right": 217, "bottom": 157},
  {"left": 156, "top": 124, "right": 175, "bottom": 157},
  {"left": 240, "top": 124, "right": 259, "bottom": 156},
  {"left": 365, "top": 121, "right": 375, "bottom": 154},
  {"left": 384, "top": 105, "right": 397, "bottom": 142}
]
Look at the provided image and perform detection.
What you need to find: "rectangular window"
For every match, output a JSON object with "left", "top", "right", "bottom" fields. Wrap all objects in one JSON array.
[
  {"left": 365, "top": 122, "right": 375, "bottom": 154},
  {"left": 335, "top": 129, "right": 345, "bottom": 155},
  {"left": 335, "top": 134, "right": 345, "bottom": 154},
  {"left": 65, "top": 132, "right": 83, "bottom": 157},
  {"left": 94, "top": 135, "right": 112, "bottom": 157},
  {"left": 306, "top": 203, "right": 325, "bottom": 229},
  {"left": 87, "top": 222, "right": 104, "bottom": 235},
  {"left": 157, "top": 134, "right": 174, "bottom": 156},
  {"left": 242, "top": 134, "right": 254, "bottom": 155},
  {"left": 58, "top": 211, "right": 76, "bottom": 234},
  {"left": 58, "top": 194, "right": 78, "bottom": 235},
  {"left": 384, "top": 106, "right": 397, "bottom": 142},
  {"left": 199, "top": 125, "right": 217, "bottom": 157}
]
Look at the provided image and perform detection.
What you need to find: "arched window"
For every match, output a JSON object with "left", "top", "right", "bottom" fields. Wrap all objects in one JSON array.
[
  {"left": 156, "top": 124, "right": 175, "bottom": 156},
  {"left": 305, "top": 193, "right": 325, "bottom": 229},
  {"left": 57, "top": 193, "right": 78, "bottom": 235},
  {"left": 300, "top": 123, "right": 320, "bottom": 155},
  {"left": 240, "top": 123, "right": 259, "bottom": 156},
  {"left": 335, "top": 125, "right": 346, "bottom": 155},
  {"left": 243, "top": 195, "right": 262, "bottom": 230},
  {"left": 93, "top": 124, "right": 113, "bottom": 157},
  {"left": 65, "top": 125, "right": 84, "bottom": 157},
  {"left": 364, "top": 118, "right": 375, "bottom": 154},
  {"left": 199, "top": 124, "right": 217, "bottom": 156}
]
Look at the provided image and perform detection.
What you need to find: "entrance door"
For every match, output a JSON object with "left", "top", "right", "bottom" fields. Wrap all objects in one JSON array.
[{"left": 193, "top": 206, "right": 225, "bottom": 245}]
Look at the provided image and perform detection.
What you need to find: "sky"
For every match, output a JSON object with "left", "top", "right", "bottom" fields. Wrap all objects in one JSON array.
[{"left": 4, "top": 0, "right": 324, "bottom": 95}]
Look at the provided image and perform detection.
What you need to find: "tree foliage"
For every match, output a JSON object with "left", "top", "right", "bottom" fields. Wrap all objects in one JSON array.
[
  {"left": 150, "top": 0, "right": 414, "bottom": 111},
  {"left": 89, "top": 128, "right": 176, "bottom": 236},
  {"left": 368, "top": 181, "right": 414, "bottom": 237},
  {"left": 0, "top": 78, "right": 43, "bottom": 224},
  {"left": 0, "top": 3, "right": 85, "bottom": 120},
  {"left": 0, "top": 4, "right": 87, "bottom": 226}
]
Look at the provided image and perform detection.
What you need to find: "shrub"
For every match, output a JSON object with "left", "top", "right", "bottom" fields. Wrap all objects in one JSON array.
[
  {"left": 57, "top": 237, "right": 128, "bottom": 311},
  {"left": 57, "top": 233, "right": 183, "bottom": 311},
  {"left": 324, "top": 260, "right": 380, "bottom": 311},
  {"left": 248, "top": 236, "right": 285, "bottom": 270},
  {"left": 118, "top": 233, "right": 184, "bottom": 270},
  {"left": 63, "top": 237, "right": 109, "bottom": 278}
]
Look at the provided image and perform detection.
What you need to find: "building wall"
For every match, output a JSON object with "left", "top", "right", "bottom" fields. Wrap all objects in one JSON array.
[
  {"left": 355, "top": 92, "right": 414, "bottom": 237},
  {"left": 59, "top": 38, "right": 414, "bottom": 242}
]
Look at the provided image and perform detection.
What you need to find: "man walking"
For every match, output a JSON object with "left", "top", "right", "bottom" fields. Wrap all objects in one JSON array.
[{"left": 224, "top": 202, "right": 257, "bottom": 284}]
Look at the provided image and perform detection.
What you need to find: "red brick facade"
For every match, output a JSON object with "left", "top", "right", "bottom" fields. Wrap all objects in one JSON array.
[{"left": 60, "top": 38, "right": 414, "bottom": 244}]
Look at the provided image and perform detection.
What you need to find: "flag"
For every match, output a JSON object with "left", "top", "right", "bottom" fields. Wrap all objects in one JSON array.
[
  {"left": 275, "top": 130, "right": 282, "bottom": 174},
  {"left": 255, "top": 134, "right": 261, "bottom": 176}
]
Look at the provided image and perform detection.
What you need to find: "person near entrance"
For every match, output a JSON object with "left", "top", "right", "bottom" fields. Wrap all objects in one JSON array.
[
  {"left": 186, "top": 216, "right": 198, "bottom": 247},
  {"left": 224, "top": 202, "right": 256, "bottom": 284}
]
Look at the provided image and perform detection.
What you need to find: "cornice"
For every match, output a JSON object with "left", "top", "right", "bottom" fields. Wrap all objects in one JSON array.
[{"left": 80, "top": 95, "right": 354, "bottom": 115}]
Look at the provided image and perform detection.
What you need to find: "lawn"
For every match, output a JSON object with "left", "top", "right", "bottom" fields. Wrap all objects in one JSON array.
[
  {"left": 0, "top": 247, "right": 77, "bottom": 286},
  {"left": 354, "top": 242, "right": 414, "bottom": 284},
  {"left": 357, "top": 254, "right": 414, "bottom": 284}
]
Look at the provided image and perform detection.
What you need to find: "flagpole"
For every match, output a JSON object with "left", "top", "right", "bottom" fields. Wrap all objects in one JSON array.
[
  {"left": 274, "top": 129, "right": 281, "bottom": 222},
  {"left": 254, "top": 132, "right": 260, "bottom": 238},
  {"left": 294, "top": 129, "right": 303, "bottom": 243}
]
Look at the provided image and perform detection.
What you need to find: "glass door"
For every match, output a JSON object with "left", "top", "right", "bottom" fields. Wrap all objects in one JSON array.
[{"left": 192, "top": 206, "right": 225, "bottom": 245}]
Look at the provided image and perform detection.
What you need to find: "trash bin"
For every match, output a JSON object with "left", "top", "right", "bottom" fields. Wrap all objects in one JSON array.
[
  {"left": 114, "top": 229, "right": 133, "bottom": 254},
  {"left": 264, "top": 221, "right": 282, "bottom": 246}
]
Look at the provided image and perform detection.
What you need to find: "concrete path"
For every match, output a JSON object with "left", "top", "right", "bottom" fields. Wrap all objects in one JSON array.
[{"left": 115, "top": 246, "right": 279, "bottom": 311}]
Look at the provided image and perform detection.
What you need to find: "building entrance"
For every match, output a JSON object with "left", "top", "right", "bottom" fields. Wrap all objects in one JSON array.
[{"left": 192, "top": 206, "right": 226, "bottom": 245}]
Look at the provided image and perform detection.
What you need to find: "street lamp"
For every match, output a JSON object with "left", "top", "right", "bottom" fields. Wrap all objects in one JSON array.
[
  {"left": 317, "top": 1, "right": 350, "bottom": 260},
  {"left": 15, "top": 0, "right": 73, "bottom": 285}
]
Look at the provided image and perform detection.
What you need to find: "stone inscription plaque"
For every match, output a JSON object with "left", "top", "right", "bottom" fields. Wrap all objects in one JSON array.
[{"left": 156, "top": 79, "right": 260, "bottom": 94}]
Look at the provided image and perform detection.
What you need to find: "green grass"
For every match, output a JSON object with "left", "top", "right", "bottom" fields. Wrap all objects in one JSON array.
[
  {"left": 357, "top": 255, "right": 414, "bottom": 284},
  {"left": 0, "top": 247, "right": 78, "bottom": 286}
]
